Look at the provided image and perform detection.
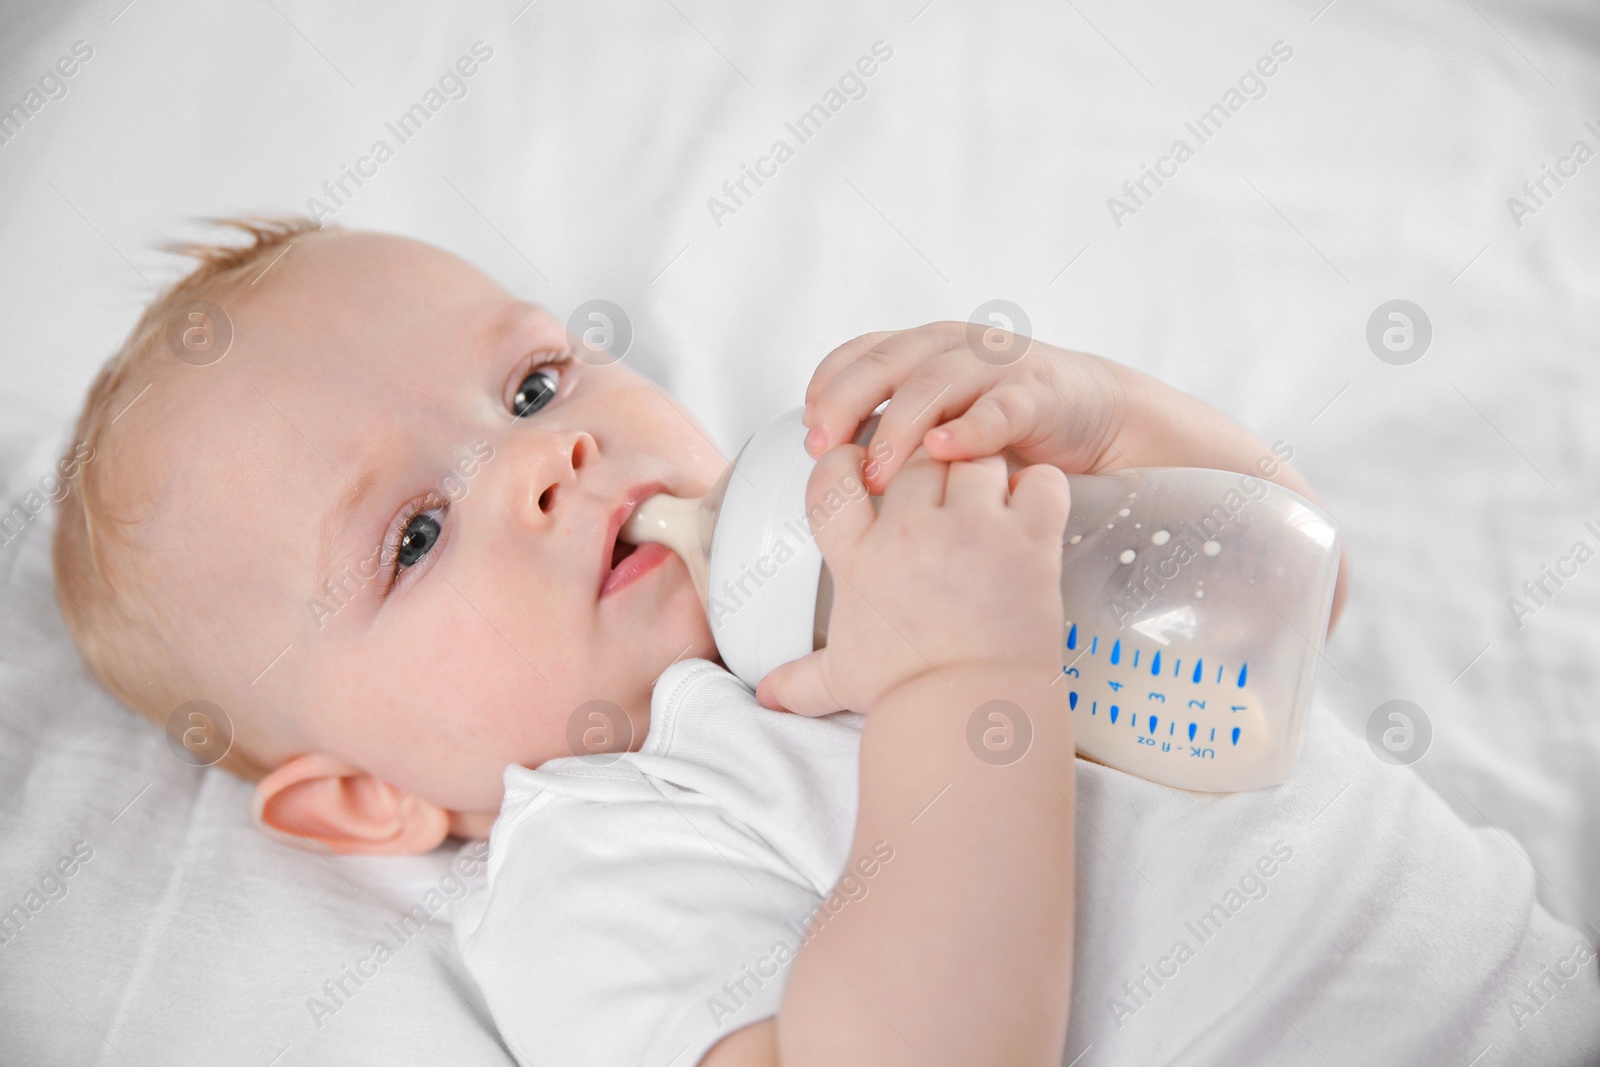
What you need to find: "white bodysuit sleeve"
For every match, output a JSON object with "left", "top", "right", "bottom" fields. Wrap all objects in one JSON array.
[{"left": 454, "top": 660, "right": 866, "bottom": 1067}]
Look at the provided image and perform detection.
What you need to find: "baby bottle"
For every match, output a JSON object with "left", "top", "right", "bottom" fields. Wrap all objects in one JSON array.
[{"left": 621, "top": 408, "right": 1341, "bottom": 792}]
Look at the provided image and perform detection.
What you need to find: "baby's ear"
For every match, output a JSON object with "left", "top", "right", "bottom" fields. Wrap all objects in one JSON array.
[{"left": 252, "top": 754, "right": 451, "bottom": 856}]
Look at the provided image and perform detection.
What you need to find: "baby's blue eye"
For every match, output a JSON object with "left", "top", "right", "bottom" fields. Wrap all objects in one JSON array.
[
  {"left": 397, "top": 510, "right": 443, "bottom": 569},
  {"left": 512, "top": 367, "right": 560, "bottom": 418}
]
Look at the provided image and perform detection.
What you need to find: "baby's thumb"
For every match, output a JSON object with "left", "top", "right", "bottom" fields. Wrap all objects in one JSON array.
[{"left": 755, "top": 650, "right": 842, "bottom": 717}]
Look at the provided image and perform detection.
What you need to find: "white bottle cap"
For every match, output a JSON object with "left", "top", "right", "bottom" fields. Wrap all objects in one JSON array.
[{"left": 708, "top": 408, "right": 824, "bottom": 689}]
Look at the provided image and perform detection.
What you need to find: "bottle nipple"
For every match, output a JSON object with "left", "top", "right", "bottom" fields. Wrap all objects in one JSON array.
[{"left": 621, "top": 491, "right": 714, "bottom": 605}]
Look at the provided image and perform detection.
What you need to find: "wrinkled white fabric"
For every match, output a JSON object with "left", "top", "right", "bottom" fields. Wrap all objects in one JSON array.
[
  {"left": 6, "top": 0, "right": 1600, "bottom": 1062},
  {"left": 457, "top": 659, "right": 1600, "bottom": 1066}
]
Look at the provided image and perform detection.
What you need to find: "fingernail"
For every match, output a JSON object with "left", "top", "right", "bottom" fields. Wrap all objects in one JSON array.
[
  {"left": 864, "top": 461, "right": 880, "bottom": 480},
  {"left": 805, "top": 427, "right": 825, "bottom": 454},
  {"left": 928, "top": 428, "right": 952, "bottom": 447}
]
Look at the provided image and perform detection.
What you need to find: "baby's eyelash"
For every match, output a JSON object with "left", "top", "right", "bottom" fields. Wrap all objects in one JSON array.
[
  {"left": 508, "top": 349, "right": 575, "bottom": 416},
  {"left": 371, "top": 348, "right": 573, "bottom": 599},
  {"left": 380, "top": 492, "right": 449, "bottom": 596},
  {"left": 521, "top": 348, "right": 575, "bottom": 388}
]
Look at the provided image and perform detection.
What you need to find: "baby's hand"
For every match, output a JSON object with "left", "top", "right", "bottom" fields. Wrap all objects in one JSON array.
[
  {"left": 801, "top": 321, "right": 1122, "bottom": 495},
  {"left": 754, "top": 443, "right": 1070, "bottom": 718},
  {"left": 802, "top": 320, "right": 1353, "bottom": 631}
]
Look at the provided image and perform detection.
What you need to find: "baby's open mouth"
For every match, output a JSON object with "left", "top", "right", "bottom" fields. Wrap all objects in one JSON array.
[
  {"left": 610, "top": 539, "right": 638, "bottom": 570},
  {"left": 599, "top": 481, "right": 673, "bottom": 598}
]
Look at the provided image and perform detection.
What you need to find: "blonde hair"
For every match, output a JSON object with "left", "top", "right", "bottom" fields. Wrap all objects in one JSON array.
[{"left": 51, "top": 217, "right": 332, "bottom": 781}]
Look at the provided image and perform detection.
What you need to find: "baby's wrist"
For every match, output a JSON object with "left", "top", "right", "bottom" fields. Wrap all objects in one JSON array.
[
  {"left": 862, "top": 659, "right": 1076, "bottom": 803},
  {"left": 1090, "top": 354, "right": 1242, "bottom": 472},
  {"left": 874, "top": 659, "right": 1071, "bottom": 727},
  {"left": 1050, "top": 349, "right": 1131, "bottom": 474}
]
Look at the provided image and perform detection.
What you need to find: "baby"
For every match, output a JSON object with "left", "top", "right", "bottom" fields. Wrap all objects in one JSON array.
[
  {"left": 52, "top": 220, "right": 1598, "bottom": 1066},
  {"left": 53, "top": 219, "right": 728, "bottom": 847}
]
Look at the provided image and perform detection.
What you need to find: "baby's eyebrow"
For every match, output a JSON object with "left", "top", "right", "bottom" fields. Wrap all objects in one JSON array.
[{"left": 315, "top": 468, "right": 381, "bottom": 594}]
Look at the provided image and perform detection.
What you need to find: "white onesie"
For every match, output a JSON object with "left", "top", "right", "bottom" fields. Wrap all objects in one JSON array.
[{"left": 453, "top": 658, "right": 1600, "bottom": 1066}]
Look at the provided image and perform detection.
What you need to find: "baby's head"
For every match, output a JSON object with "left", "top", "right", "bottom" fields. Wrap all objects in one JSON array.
[{"left": 52, "top": 220, "right": 724, "bottom": 852}]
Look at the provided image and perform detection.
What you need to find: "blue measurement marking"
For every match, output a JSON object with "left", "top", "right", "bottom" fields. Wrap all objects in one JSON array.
[
  {"left": 1091, "top": 700, "right": 1098, "bottom": 716},
  {"left": 1148, "top": 716, "right": 1158, "bottom": 735},
  {"left": 1216, "top": 664, "right": 1224, "bottom": 684},
  {"left": 1069, "top": 691, "right": 1078, "bottom": 710},
  {"left": 1111, "top": 640, "right": 1121, "bottom": 665},
  {"left": 1168, "top": 721, "right": 1175, "bottom": 736},
  {"left": 1237, "top": 663, "right": 1248, "bottom": 688},
  {"left": 1091, "top": 636, "right": 1098, "bottom": 655},
  {"left": 1173, "top": 658, "right": 1181, "bottom": 677},
  {"left": 1067, "top": 623, "right": 1077, "bottom": 650},
  {"left": 1132, "top": 649, "right": 1140, "bottom": 667},
  {"left": 1151, "top": 651, "right": 1161, "bottom": 676},
  {"left": 1109, "top": 704, "right": 1119, "bottom": 725},
  {"left": 1231, "top": 726, "right": 1241, "bottom": 746},
  {"left": 1209, "top": 727, "right": 1216, "bottom": 742},
  {"left": 1193, "top": 659, "right": 1203, "bottom": 684},
  {"left": 1188, "top": 722, "right": 1197, "bottom": 742}
]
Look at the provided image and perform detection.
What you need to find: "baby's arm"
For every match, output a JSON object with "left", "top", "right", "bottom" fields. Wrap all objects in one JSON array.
[
  {"left": 801, "top": 323, "right": 1351, "bottom": 630},
  {"left": 1088, "top": 358, "right": 1351, "bottom": 627},
  {"left": 710, "top": 447, "right": 1076, "bottom": 1065},
  {"left": 713, "top": 668, "right": 1075, "bottom": 1066}
]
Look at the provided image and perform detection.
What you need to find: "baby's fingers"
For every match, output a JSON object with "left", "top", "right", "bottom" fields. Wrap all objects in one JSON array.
[
  {"left": 804, "top": 323, "right": 965, "bottom": 455},
  {"left": 756, "top": 649, "right": 842, "bottom": 716},
  {"left": 944, "top": 454, "right": 1009, "bottom": 508},
  {"left": 803, "top": 331, "right": 893, "bottom": 418},
  {"left": 1008, "top": 463, "right": 1072, "bottom": 539},
  {"left": 803, "top": 444, "right": 876, "bottom": 558},
  {"left": 859, "top": 355, "right": 996, "bottom": 492},
  {"left": 924, "top": 386, "right": 1041, "bottom": 463}
]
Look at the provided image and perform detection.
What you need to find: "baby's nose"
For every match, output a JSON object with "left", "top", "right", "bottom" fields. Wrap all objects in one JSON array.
[{"left": 514, "top": 430, "right": 595, "bottom": 529}]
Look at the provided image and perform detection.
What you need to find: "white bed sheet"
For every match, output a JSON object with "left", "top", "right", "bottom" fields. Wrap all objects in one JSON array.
[{"left": 2, "top": 0, "right": 1598, "bottom": 1063}]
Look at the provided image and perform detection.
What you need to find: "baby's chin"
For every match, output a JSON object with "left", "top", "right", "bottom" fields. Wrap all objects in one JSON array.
[{"left": 644, "top": 557, "right": 719, "bottom": 669}]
